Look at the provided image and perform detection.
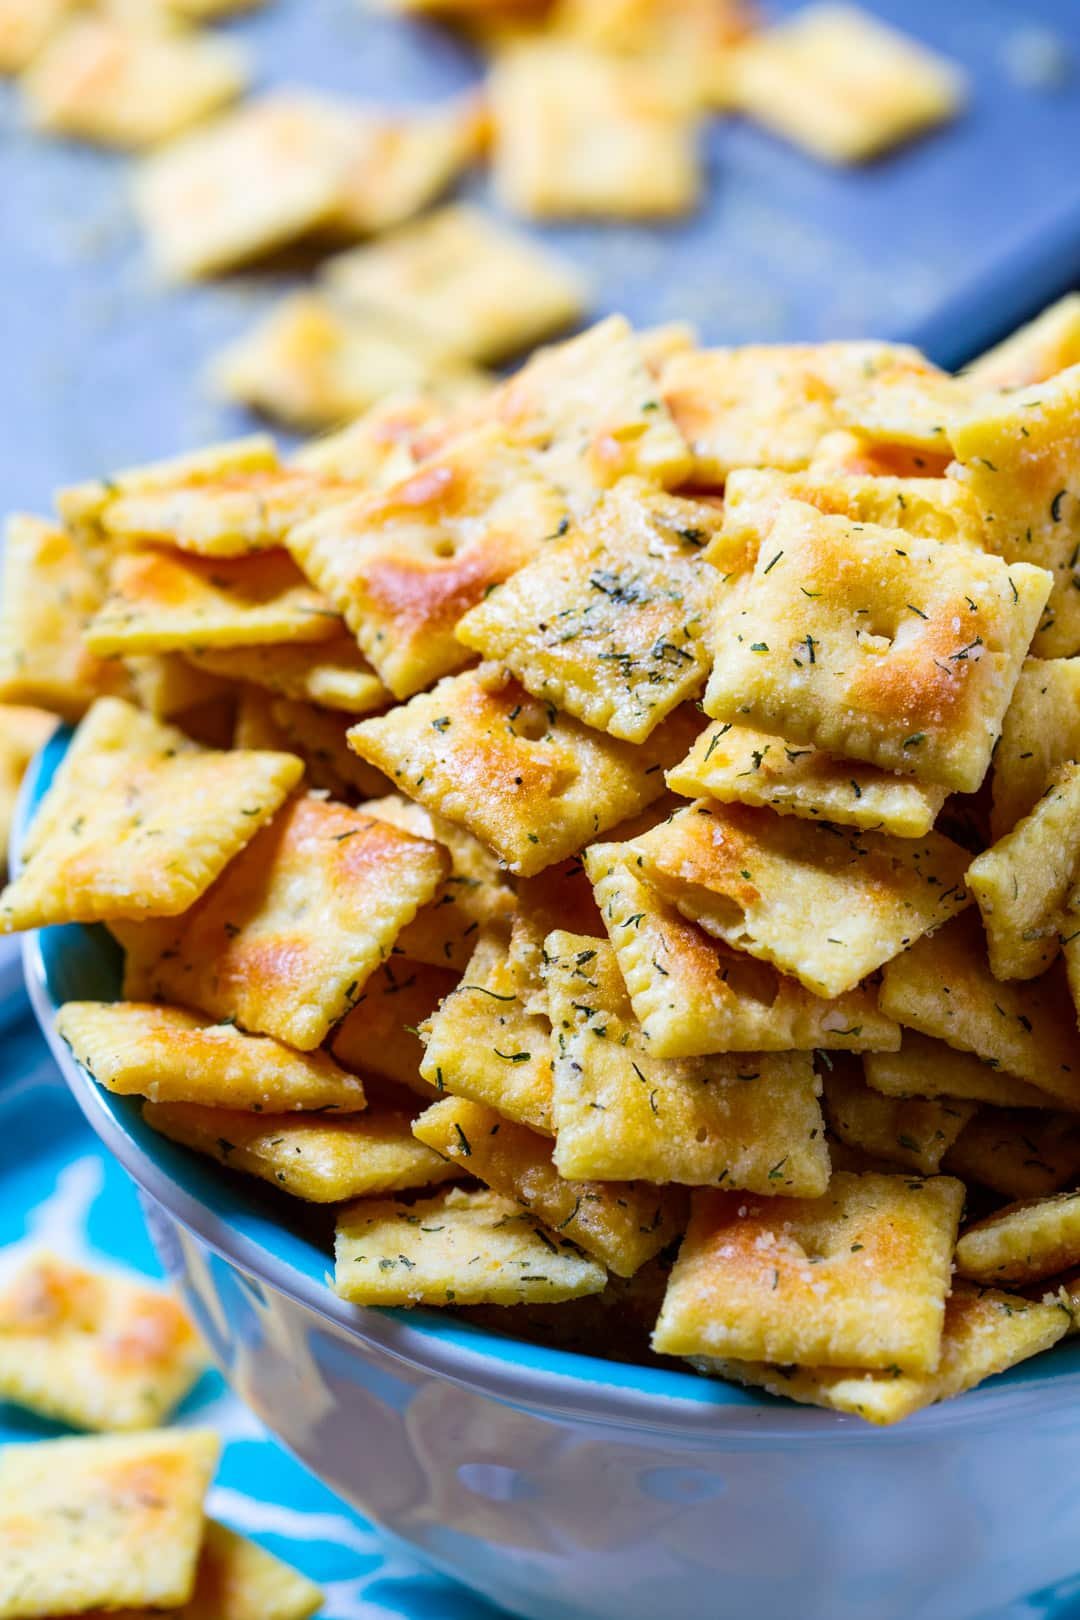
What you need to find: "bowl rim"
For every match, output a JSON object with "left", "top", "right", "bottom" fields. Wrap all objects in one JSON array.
[{"left": 19, "top": 730, "right": 1080, "bottom": 1441}]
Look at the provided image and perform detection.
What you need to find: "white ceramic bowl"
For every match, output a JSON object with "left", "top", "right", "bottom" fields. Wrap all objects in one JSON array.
[{"left": 21, "top": 731, "right": 1080, "bottom": 1620}]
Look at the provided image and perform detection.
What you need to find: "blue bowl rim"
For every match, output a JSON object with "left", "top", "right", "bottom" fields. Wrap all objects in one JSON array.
[{"left": 20, "top": 727, "right": 1080, "bottom": 1440}]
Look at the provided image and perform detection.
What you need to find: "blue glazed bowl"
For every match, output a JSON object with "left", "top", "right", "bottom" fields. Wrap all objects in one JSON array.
[{"left": 20, "top": 728, "right": 1080, "bottom": 1620}]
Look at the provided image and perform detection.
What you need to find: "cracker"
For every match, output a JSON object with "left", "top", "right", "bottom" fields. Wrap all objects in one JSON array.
[
  {"left": 992, "top": 656, "right": 1080, "bottom": 838},
  {"left": 652, "top": 1172, "right": 963, "bottom": 1371},
  {"left": 362, "top": 793, "right": 515, "bottom": 971},
  {"left": 330, "top": 958, "right": 455, "bottom": 1099},
  {"left": 703, "top": 500, "right": 1051, "bottom": 793},
  {"left": 323, "top": 203, "right": 586, "bottom": 365},
  {"left": 956, "top": 1191, "right": 1080, "bottom": 1286},
  {"left": 508, "top": 853, "right": 609, "bottom": 1012},
  {"left": 186, "top": 636, "right": 388, "bottom": 715},
  {"left": 266, "top": 698, "right": 391, "bottom": 799},
  {"left": 232, "top": 688, "right": 288, "bottom": 753},
  {"left": 668, "top": 720, "right": 947, "bottom": 837},
  {"left": 700, "top": 1283, "right": 1067, "bottom": 1425},
  {"left": 335, "top": 94, "right": 482, "bottom": 238},
  {"left": 966, "top": 293, "right": 1080, "bottom": 390},
  {"left": 659, "top": 341, "right": 929, "bottom": 483},
  {"left": 728, "top": 3, "right": 964, "bottom": 163},
  {"left": 879, "top": 912, "right": 1080, "bottom": 1107},
  {"left": 630, "top": 799, "right": 970, "bottom": 999},
  {"left": 583, "top": 842, "right": 899, "bottom": 1057},
  {"left": 943, "top": 1108, "right": 1080, "bottom": 1201},
  {"left": 490, "top": 42, "right": 701, "bottom": 219},
  {"left": 0, "top": 1428, "right": 219, "bottom": 1617},
  {"left": 0, "top": 0, "right": 75, "bottom": 73},
  {"left": 289, "top": 425, "right": 565, "bottom": 698},
  {"left": 212, "top": 292, "right": 487, "bottom": 433},
  {"left": 544, "top": 932, "right": 830, "bottom": 1194},
  {"left": 835, "top": 369, "right": 983, "bottom": 456},
  {"left": 23, "top": 15, "right": 246, "bottom": 148},
  {"left": 333, "top": 1184, "right": 606, "bottom": 1307},
  {"left": 143, "top": 793, "right": 449, "bottom": 1049},
  {"left": 418, "top": 929, "right": 554, "bottom": 1132},
  {"left": 0, "top": 706, "right": 56, "bottom": 871},
  {"left": 808, "top": 428, "right": 953, "bottom": 480},
  {"left": 0, "top": 697, "right": 302, "bottom": 929},
  {"left": 144, "top": 1099, "right": 457, "bottom": 1202},
  {"left": 951, "top": 364, "right": 1080, "bottom": 658},
  {"left": 85, "top": 546, "right": 340, "bottom": 655},
  {"left": 864, "top": 1031, "right": 1051, "bottom": 1110},
  {"left": 456, "top": 481, "right": 720, "bottom": 742},
  {"left": 413, "top": 1094, "right": 685, "bottom": 1274},
  {"left": 0, "top": 1253, "right": 205, "bottom": 1432},
  {"left": 968, "top": 760, "right": 1080, "bottom": 980},
  {"left": 821, "top": 1059, "right": 975, "bottom": 1175},
  {"left": 56, "top": 1000, "right": 367, "bottom": 1111},
  {"left": 0, "top": 514, "right": 126, "bottom": 720},
  {"left": 294, "top": 392, "right": 453, "bottom": 486},
  {"left": 348, "top": 666, "right": 694, "bottom": 876},
  {"left": 166, "top": 1518, "right": 323, "bottom": 1620},
  {"left": 125, "top": 653, "right": 228, "bottom": 720}
]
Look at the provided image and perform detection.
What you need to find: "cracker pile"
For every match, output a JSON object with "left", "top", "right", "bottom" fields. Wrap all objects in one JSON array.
[{"left": 5, "top": 303, "right": 1080, "bottom": 1424}]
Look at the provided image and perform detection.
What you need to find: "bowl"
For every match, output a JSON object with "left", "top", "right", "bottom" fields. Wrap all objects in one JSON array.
[{"left": 19, "top": 728, "right": 1080, "bottom": 1620}]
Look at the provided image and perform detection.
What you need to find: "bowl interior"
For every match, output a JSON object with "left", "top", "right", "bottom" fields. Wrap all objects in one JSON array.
[{"left": 21, "top": 727, "right": 1080, "bottom": 1420}]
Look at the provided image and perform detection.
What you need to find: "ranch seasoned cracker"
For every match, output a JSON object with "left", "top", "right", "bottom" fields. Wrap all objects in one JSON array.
[
  {"left": 956, "top": 1191, "right": 1080, "bottom": 1286},
  {"left": 330, "top": 958, "right": 455, "bottom": 1098}
]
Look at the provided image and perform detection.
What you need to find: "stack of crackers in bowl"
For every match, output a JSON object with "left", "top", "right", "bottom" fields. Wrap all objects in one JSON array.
[{"left": 3, "top": 298, "right": 1080, "bottom": 1425}]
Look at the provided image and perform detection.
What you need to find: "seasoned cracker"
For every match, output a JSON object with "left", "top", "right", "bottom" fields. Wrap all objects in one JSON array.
[
  {"left": 864, "top": 1031, "right": 1051, "bottom": 1110},
  {"left": 0, "top": 0, "right": 75, "bottom": 74},
  {"left": 0, "top": 706, "right": 56, "bottom": 870},
  {"left": 943, "top": 1108, "right": 1080, "bottom": 1201},
  {"left": 879, "top": 911, "right": 1080, "bottom": 1107},
  {"left": 966, "top": 293, "right": 1080, "bottom": 390},
  {"left": 544, "top": 932, "right": 830, "bottom": 1193},
  {"left": 835, "top": 368, "right": 983, "bottom": 456},
  {"left": 728, "top": 3, "right": 964, "bottom": 163},
  {"left": 991, "top": 656, "right": 1080, "bottom": 838},
  {"left": 57, "top": 1000, "right": 366, "bottom": 1111},
  {"left": 330, "top": 958, "right": 455, "bottom": 1098},
  {"left": 821, "top": 1059, "right": 974, "bottom": 1175},
  {"left": 125, "top": 653, "right": 228, "bottom": 720},
  {"left": 335, "top": 93, "right": 482, "bottom": 238},
  {"left": 630, "top": 799, "right": 970, "bottom": 998},
  {"left": 418, "top": 928, "right": 554, "bottom": 1132},
  {"left": 0, "top": 697, "right": 302, "bottom": 929},
  {"left": 323, "top": 203, "right": 586, "bottom": 365},
  {"left": 348, "top": 666, "right": 694, "bottom": 876},
  {"left": 703, "top": 500, "right": 1050, "bottom": 792},
  {"left": 653, "top": 1172, "right": 963, "bottom": 1371},
  {"left": 508, "top": 853, "right": 609, "bottom": 1012},
  {"left": 583, "top": 841, "right": 899, "bottom": 1057},
  {"left": 334, "top": 1184, "right": 606, "bottom": 1307},
  {"left": 289, "top": 425, "right": 564, "bottom": 698},
  {"left": 456, "top": 481, "right": 721, "bottom": 741},
  {"left": 701, "top": 1283, "right": 1067, "bottom": 1425},
  {"left": 143, "top": 793, "right": 449, "bottom": 1049},
  {"left": 186, "top": 636, "right": 388, "bottom": 715},
  {"left": 144, "top": 1099, "right": 457, "bottom": 1201},
  {"left": 808, "top": 428, "right": 953, "bottom": 480},
  {"left": 166, "top": 1518, "right": 323, "bottom": 1620},
  {"left": 956, "top": 1191, "right": 1080, "bottom": 1286},
  {"left": 951, "top": 364, "right": 1080, "bottom": 658},
  {"left": 413, "top": 1094, "right": 685, "bottom": 1274},
  {"left": 267, "top": 697, "right": 391, "bottom": 799},
  {"left": 0, "top": 1428, "right": 218, "bottom": 1617}
]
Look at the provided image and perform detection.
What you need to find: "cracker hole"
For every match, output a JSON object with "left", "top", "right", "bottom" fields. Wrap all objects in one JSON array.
[
  {"left": 432, "top": 538, "right": 457, "bottom": 559},
  {"left": 512, "top": 704, "right": 550, "bottom": 743}
]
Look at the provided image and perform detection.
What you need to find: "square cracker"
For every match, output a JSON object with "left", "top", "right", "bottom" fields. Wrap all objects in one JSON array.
[
  {"left": 834, "top": 368, "right": 983, "bottom": 457},
  {"left": 348, "top": 666, "right": 695, "bottom": 876},
  {"left": 288, "top": 424, "right": 564, "bottom": 698},
  {"left": 413, "top": 1094, "right": 685, "bottom": 1275},
  {"left": 23, "top": 15, "right": 246, "bottom": 149},
  {"left": 543, "top": 931, "right": 830, "bottom": 1195},
  {"left": 652, "top": 1172, "right": 964, "bottom": 1371},
  {"left": 659, "top": 341, "right": 930, "bottom": 483},
  {"left": 0, "top": 1428, "right": 219, "bottom": 1617},
  {"left": 703, "top": 499, "right": 1051, "bottom": 793},
  {"left": 330, "top": 958, "right": 456, "bottom": 1098},
  {"left": 956, "top": 1191, "right": 1080, "bottom": 1286},
  {"left": 700, "top": 1282, "right": 1067, "bottom": 1425},
  {"left": 490, "top": 42, "right": 701, "bottom": 219},
  {"left": 334, "top": 1184, "right": 606, "bottom": 1307},
  {"left": 966, "top": 292, "right": 1080, "bottom": 391},
  {"left": 864, "top": 1030, "right": 1051, "bottom": 1111},
  {"left": 991, "top": 657, "right": 1080, "bottom": 838},
  {"left": 821, "top": 1060, "right": 974, "bottom": 1175},
  {"left": 879, "top": 912, "right": 1080, "bottom": 1107},
  {"left": 509, "top": 853, "right": 611, "bottom": 1015},
  {"left": 322, "top": 203, "right": 586, "bottom": 366},
  {"left": 583, "top": 842, "right": 899, "bottom": 1057},
  {"left": 728, "top": 3, "right": 964, "bottom": 163},
  {"left": 418, "top": 928, "right": 554, "bottom": 1133},
  {"left": 0, "top": 514, "right": 126, "bottom": 720},
  {"left": 140, "top": 793, "right": 449, "bottom": 1049},
  {"left": 0, "top": 697, "right": 302, "bottom": 930},
  {"left": 144, "top": 1099, "right": 457, "bottom": 1202},
  {"left": 629, "top": 799, "right": 970, "bottom": 999},
  {"left": 944, "top": 1109, "right": 1080, "bottom": 1201},
  {"left": 85, "top": 547, "right": 340, "bottom": 656},
  {"left": 56, "top": 1000, "right": 366, "bottom": 1111},
  {"left": 0, "top": 1253, "right": 205, "bottom": 1432},
  {"left": 968, "top": 760, "right": 1080, "bottom": 980},
  {"left": 951, "top": 364, "right": 1080, "bottom": 658},
  {"left": 161, "top": 1518, "right": 322, "bottom": 1620},
  {"left": 456, "top": 480, "right": 721, "bottom": 742},
  {"left": 668, "top": 719, "right": 947, "bottom": 838},
  {"left": 186, "top": 636, "right": 388, "bottom": 715}
]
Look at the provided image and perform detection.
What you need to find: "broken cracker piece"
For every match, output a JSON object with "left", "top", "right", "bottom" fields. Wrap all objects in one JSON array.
[{"left": 956, "top": 1191, "right": 1080, "bottom": 1286}]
